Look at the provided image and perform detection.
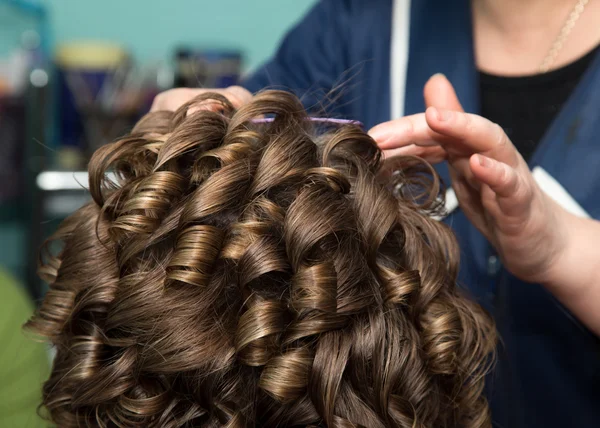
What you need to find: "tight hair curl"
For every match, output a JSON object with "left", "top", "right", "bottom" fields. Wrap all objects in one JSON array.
[{"left": 27, "top": 90, "right": 496, "bottom": 427}]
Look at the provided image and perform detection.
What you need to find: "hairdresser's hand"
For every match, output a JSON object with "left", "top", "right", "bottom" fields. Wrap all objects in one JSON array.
[
  {"left": 368, "top": 74, "right": 569, "bottom": 285},
  {"left": 150, "top": 85, "right": 253, "bottom": 113}
]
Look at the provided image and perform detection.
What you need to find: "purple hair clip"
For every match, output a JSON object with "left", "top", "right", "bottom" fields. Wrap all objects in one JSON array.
[{"left": 251, "top": 117, "right": 364, "bottom": 128}]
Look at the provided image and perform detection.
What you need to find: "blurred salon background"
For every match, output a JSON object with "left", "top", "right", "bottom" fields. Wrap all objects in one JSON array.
[
  {"left": 0, "top": 1, "right": 315, "bottom": 425},
  {"left": 0, "top": 0, "right": 317, "bottom": 297}
]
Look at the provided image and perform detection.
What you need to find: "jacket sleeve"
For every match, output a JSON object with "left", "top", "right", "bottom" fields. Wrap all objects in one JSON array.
[{"left": 241, "top": 0, "right": 352, "bottom": 111}]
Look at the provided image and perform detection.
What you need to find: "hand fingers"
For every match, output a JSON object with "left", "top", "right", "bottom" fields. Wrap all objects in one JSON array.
[
  {"left": 470, "top": 154, "right": 532, "bottom": 218},
  {"left": 370, "top": 74, "right": 463, "bottom": 152},
  {"left": 369, "top": 114, "right": 443, "bottom": 150},
  {"left": 224, "top": 85, "right": 253, "bottom": 108},
  {"left": 426, "top": 107, "right": 521, "bottom": 168},
  {"left": 377, "top": 74, "right": 462, "bottom": 166},
  {"left": 150, "top": 86, "right": 253, "bottom": 113},
  {"left": 151, "top": 88, "right": 198, "bottom": 112},
  {"left": 188, "top": 86, "right": 253, "bottom": 115},
  {"left": 424, "top": 73, "right": 464, "bottom": 112},
  {"left": 382, "top": 145, "right": 447, "bottom": 164}
]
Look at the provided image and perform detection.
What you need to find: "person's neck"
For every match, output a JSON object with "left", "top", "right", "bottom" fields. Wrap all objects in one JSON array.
[
  {"left": 475, "top": 0, "right": 575, "bottom": 34},
  {"left": 472, "top": 0, "right": 600, "bottom": 75}
]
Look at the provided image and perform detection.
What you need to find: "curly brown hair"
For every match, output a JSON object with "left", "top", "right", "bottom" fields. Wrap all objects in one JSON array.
[{"left": 27, "top": 90, "right": 496, "bottom": 427}]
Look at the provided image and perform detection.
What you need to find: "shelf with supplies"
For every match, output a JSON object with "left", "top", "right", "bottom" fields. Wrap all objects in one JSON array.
[
  {"left": 35, "top": 170, "right": 115, "bottom": 217},
  {"left": 35, "top": 170, "right": 92, "bottom": 217}
]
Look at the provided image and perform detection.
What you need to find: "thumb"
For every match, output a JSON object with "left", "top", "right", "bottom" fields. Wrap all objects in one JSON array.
[
  {"left": 424, "top": 74, "right": 464, "bottom": 112},
  {"left": 224, "top": 85, "right": 253, "bottom": 108}
]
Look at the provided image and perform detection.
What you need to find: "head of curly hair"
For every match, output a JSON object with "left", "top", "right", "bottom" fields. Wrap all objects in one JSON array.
[{"left": 27, "top": 90, "right": 496, "bottom": 428}]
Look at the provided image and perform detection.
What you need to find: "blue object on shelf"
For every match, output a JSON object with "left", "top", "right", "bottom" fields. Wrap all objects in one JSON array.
[
  {"left": 57, "top": 68, "right": 111, "bottom": 149},
  {"left": 174, "top": 48, "right": 243, "bottom": 89}
]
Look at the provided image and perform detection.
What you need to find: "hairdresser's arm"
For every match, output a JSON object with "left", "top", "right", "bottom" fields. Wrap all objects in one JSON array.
[
  {"left": 369, "top": 75, "right": 600, "bottom": 336},
  {"left": 543, "top": 216, "right": 600, "bottom": 337},
  {"left": 241, "top": 0, "right": 352, "bottom": 106}
]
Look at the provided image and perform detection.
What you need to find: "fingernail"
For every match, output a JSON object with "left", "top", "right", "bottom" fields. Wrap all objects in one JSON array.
[
  {"left": 437, "top": 108, "right": 452, "bottom": 122},
  {"left": 432, "top": 73, "right": 447, "bottom": 80},
  {"left": 478, "top": 154, "right": 488, "bottom": 167},
  {"left": 368, "top": 126, "right": 385, "bottom": 141},
  {"left": 367, "top": 127, "right": 379, "bottom": 138}
]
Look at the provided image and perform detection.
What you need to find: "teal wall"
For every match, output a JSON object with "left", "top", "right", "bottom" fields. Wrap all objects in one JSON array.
[
  {"left": 0, "top": 3, "right": 37, "bottom": 55},
  {"left": 44, "top": 0, "right": 317, "bottom": 71},
  {"left": 1, "top": 0, "right": 317, "bottom": 70}
]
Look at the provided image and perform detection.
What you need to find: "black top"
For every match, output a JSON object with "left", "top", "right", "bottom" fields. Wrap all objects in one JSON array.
[{"left": 479, "top": 46, "right": 599, "bottom": 162}]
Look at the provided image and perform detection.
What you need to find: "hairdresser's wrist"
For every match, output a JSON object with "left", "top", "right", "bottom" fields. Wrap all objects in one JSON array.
[
  {"left": 492, "top": 182, "right": 568, "bottom": 287},
  {"left": 538, "top": 208, "right": 600, "bottom": 335},
  {"left": 540, "top": 211, "right": 596, "bottom": 292}
]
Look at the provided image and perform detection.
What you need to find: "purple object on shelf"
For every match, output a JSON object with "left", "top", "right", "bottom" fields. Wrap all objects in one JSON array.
[{"left": 251, "top": 117, "right": 364, "bottom": 127}]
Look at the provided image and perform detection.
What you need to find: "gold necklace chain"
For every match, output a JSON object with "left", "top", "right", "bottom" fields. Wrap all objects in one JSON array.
[{"left": 540, "top": 0, "right": 590, "bottom": 73}]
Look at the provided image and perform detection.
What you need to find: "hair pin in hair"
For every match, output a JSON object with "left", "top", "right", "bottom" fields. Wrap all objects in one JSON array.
[{"left": 251, "top": 117, "right": 364, "bottom": 127}]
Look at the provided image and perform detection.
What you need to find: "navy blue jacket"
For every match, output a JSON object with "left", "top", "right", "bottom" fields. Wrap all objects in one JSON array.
[{"left": 243, "top": 0, "right": 600, "bottom": 427}]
